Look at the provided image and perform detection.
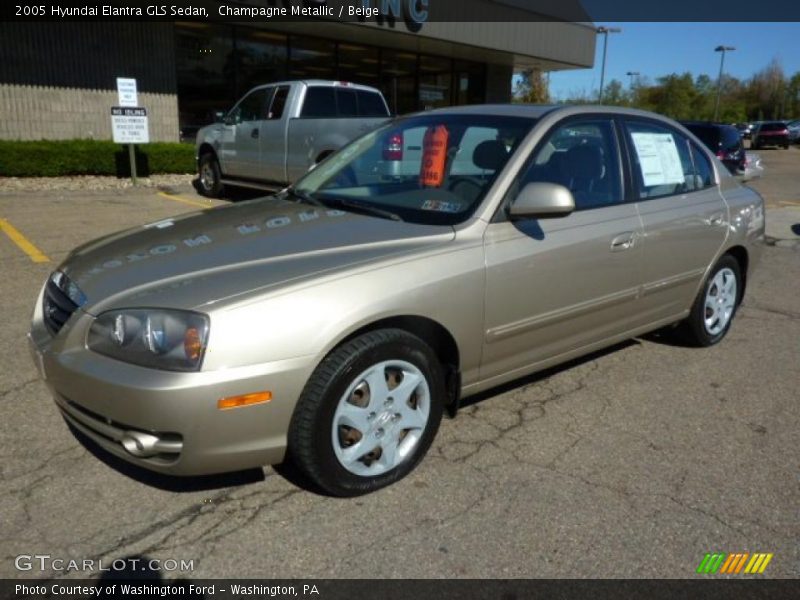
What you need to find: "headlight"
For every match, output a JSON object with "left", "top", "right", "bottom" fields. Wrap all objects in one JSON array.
[{"left": 88, "top": 309, "right": 210, "bottom": 372}]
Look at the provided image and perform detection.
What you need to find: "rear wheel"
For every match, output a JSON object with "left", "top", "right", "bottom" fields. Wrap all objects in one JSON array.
[
  {"left": 198, "top": 153, "right": 223, "bottom": 198},
  {"left": 680, "top": 255, "right": 741, "bottom": 347},
  {"left": 288, "top": 329, "right": 445, "bottom": 496}
]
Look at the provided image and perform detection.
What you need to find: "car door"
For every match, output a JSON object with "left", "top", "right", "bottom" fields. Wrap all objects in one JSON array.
[
  {"left": 622, "top": 118, "right": 728, "bottom": 323},
  {"left": 481, "top": 117, "right": 645, "bottom": 381},
  {"left": 220, "top": 87, "right": 272, "bottom": 178},
  {"left": 256, "top": 84, "right": 291, "bottom": 183}
]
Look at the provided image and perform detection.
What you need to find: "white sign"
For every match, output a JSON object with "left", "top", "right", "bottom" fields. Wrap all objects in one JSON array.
[
  {"left": 111, "top": 106, "right": 149, "bottom": 144},
  {"left": 631, "top": 132, "right": 685, "bottom": 187},
  {"left": 116, "top": 77, "right": 138, "bottom": 107}
]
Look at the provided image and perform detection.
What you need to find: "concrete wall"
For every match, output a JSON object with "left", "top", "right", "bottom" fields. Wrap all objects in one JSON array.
[{"left": 0, "top": 84, "right": 179, "bottom": 142}]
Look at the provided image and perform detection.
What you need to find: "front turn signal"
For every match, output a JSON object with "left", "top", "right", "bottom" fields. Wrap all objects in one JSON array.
[{"left": 217, "top": 391, "right": 272, "bottom": 410}]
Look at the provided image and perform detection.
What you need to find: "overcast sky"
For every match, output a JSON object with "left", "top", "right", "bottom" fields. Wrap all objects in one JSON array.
[{"left": 547, "top": 22, "right": 800, "bottom": 100}]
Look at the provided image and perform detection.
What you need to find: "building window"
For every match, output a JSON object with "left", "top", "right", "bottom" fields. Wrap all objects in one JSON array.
[
  {"left": 337, "top": 42, "right": 380, "bottom": 87},
  {"left": 419, "top": 54, "right": 452, "bottom": 111},
  {"left": 234, "top": 28, "right": 287, "bottom": 94},
  {"left": 380, "top": 50, "right": 418, "bottom": 115},
  {"left": 289, "top": 36, "right": 335, "bottom": 79},
  {"left": 175, "top": 21, "right": 235, "bottom": 139}
]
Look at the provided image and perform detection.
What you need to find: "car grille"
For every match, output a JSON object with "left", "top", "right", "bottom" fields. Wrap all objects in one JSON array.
[{"left": 43, "top": 271, "right": 84, "bottom": 336}]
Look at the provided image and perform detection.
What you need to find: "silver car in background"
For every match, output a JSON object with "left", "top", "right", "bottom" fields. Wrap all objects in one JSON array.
[{"left": 29, "top": 105, "right": 764, "bottom": 496}]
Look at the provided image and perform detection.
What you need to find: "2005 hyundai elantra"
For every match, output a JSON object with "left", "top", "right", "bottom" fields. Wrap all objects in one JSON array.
[{"left": 29, "top": 105, "right": 764, "bottom": 496}]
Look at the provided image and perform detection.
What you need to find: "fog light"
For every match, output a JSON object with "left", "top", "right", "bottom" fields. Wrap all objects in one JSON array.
[{"left": 217, "top": 391, "right": 272, "bottom": 410}]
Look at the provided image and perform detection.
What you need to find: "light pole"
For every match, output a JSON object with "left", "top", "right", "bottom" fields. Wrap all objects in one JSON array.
[
  {"left": 597, "top": 26, "right": 622, "bottom": 103},
  {"left": 626, "top": 71, "right": 639, "bottom": 88},
  {"left": 713, "top": 45, "right": 735, "bottom": 121}
]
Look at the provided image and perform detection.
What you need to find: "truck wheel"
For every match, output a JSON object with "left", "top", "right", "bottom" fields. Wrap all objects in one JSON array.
[
  {"left": 198, "top": 153, "right": 223, "bottom": 198},
  {"left": 288, "top": 329, "right": 445, "bottom": 497}
]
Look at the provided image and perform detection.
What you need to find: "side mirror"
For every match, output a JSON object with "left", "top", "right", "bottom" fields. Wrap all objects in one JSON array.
[{"left": 508, "top": 182, "right": 575, "bottom": 219}]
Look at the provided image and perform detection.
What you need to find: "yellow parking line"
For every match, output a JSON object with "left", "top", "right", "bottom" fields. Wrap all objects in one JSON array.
[
  {"left": 777, "top": 200, "right": 800, "bottom": 207},
  {"left": 157, "top": 191, "right": 213, "bottom": 209},
  {"left": 0, "top": 218, "right": 49, "bottom": 263}
]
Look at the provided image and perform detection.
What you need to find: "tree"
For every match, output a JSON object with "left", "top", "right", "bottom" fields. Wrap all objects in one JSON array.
[
  {"left": 514, "top": 68, "right": 550, "bottom": 103},
  {"left": 602, "top": 79, "right": 626, "bottom": 106}
]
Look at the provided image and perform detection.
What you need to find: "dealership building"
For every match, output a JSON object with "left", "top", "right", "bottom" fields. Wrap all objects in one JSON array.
[{"left": 0, "top": 3, "right": 595, "bottom": 143}]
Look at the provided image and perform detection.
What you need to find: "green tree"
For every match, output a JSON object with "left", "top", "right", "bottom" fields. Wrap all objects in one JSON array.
[{"left": 514, "top": 68, "right": 550, "bottom": 103}]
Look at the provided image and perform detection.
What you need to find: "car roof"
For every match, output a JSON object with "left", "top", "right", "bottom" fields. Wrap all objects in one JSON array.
[
  {"left": 404, "top": 104, "right": 694, "bottom": 125},
  {"left": 249, "top": 80, "right": 383, "bottom": 93}
]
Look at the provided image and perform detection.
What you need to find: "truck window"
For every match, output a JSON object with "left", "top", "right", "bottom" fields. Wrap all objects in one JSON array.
[
  {"left": 336, "top": 89, "right": 359, "bottom": 117},
  {"left": 232, "top": 88, "right": 270, "bottom": 123},
  {"left": 357, "top": 91, "right": 389, "bottom": 117},
  {"left": 301, "top": 87, "right": 336, "bottom": 118},
  {"left": 268, "top": 86, "right": 289, "bottom": 120}
]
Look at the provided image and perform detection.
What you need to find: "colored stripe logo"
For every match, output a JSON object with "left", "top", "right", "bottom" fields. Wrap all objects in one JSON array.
[{"left": 697, "top": 552, "right": 773, "bottom": 574}]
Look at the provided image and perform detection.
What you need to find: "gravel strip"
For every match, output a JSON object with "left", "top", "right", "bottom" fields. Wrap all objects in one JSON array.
[{"left": 0, "top": 174, "right": 196, "bottom": 193}]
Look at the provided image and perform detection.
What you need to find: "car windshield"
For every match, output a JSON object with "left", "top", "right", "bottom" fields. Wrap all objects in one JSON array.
[
  {"left": 760, "top": 122, "right": 786, "bottom": 131},
  {"left": 293, "top": 114, "right": 536, "bottom": 225}
]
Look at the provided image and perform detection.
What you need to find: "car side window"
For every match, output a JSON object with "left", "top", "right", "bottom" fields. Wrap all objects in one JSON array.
[
  {"left": 231, "top": 88, "right": 270, "bottom": 124},
  {"left": 625, "top": 120, "right": 698, "bottom": 199},
  {"left": 690, "top": 144, "right": 715, "bottom": 188},
  {"left": 512, "top": 119, "right": 623, "bottom": 211},
  {"left": 301, "top": 87, "right": 337, "bottom": 118},
  {"left": 267, "top": 86, "right": 289, "bottom": 120}
]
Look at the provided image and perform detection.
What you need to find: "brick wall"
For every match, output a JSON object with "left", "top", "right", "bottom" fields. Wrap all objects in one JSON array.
[{"left": 0, "top": 84, "right": 179, "bottom": 142}]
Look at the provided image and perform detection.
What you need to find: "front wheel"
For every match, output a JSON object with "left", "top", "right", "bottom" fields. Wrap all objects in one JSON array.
[
  {"left": 288, "top": 329, "right": 445, "bottom": 496},
  {"left": 680, "top": 255, "right": 742, "bottom": 347},
  {"left": 198, "top": 153, "right": 223, "bottom": 198}
]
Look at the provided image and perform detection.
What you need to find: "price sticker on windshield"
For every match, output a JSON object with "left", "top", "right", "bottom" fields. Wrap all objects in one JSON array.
[{"left": 420, "top": 125, "right": 449, "bottom": 187}]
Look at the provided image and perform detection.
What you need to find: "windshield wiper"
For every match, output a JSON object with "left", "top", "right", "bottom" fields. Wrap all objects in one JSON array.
[
  {"left": 281, "top": 187, "right": 325, "bottom": 207},
  {"left": 324, "top": 197, "right": 403, "bottom": 222}
]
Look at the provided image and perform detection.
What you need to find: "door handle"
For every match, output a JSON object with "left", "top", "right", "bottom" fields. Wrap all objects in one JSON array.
[
  {"left": 610, "top": 232, "right": 636, "bottom": 252},
  {"left": 705, "top": 213, "right": 724, "bottom": 226},
  {"left": 251, "top": 128, "right": 259, "bottom": 139}
]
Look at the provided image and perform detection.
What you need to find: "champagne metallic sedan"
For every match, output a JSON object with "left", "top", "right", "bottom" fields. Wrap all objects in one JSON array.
[{"left": 29, "top": 105, "right": 764, "bottom": 496}]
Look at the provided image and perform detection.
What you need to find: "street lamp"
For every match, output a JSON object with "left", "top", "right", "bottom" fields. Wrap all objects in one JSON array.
[
  {"left": 626, "top": 71, "right": 640, "bottom": 88},
  {"left": 596, "top": 26, "right": 622, "bottom": 103},
  {"left": 713, "top": 45, "right": 735, "bottom": 121}
]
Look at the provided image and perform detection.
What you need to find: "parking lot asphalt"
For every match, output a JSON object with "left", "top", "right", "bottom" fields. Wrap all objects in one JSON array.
[{"left": 0, "top": 151, "right": 798, "bottom": 580}]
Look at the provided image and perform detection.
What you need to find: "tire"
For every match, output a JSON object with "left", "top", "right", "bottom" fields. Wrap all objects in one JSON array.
[
  {"left": 288, "top": 329, "right": 445, "bottom": 497},
  {"left": 198, "top": 153, "right": 223, "bottom": 198},
  {"left": 680, "top": 255, "right": 742, "bottom": 347}
]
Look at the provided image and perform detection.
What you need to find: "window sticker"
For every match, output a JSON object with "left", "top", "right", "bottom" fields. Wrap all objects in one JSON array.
[
  {"left": 421, "top": 200, "right": 462, "bottom": 213},
  {"left": 630, "top": 132, "right": 685, "bottom": 187},
  {"left": 420, "top": 125, "right": 449, "bottom": 187}
]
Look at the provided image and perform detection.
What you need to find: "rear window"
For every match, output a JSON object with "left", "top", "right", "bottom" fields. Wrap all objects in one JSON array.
[
  {"left": 336, "top": 89, "right": 358, "bottom": 117},
  {"left": 357, "top": 91, "right": 389, "bottom": 117},
  {"left": 685, "top": 125, "right": 719, "bottom": 149},
  {"left": 301, "top": 87, "right": 336, "bottom": 118},
  {"left": 761, "top": 122, "right": 786, "bottom": 131},
  {"left": 721, "top": 127, "right": 741, "bottom": 151},
  {"left": 302, "top": 87, "right": 388, "bottom": 118}
]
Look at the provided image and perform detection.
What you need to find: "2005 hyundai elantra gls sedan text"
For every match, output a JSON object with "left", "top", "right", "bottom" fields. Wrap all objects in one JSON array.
[{"left": 29, "top": 105, "right": 764, "bottom": 496}]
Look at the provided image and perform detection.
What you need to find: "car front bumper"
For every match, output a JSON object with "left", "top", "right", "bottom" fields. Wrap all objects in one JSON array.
[{"left": 29, "top": 295, "right": 315, "bottom": 476}]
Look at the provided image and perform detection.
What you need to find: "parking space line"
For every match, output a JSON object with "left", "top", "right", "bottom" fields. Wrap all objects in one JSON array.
[
  {"left": 0, "top": 218, "right": 50, "bottom": 263},
  {"left": 157, "top": 191, "right": 213, "bottom": 209},
  {"left": 777, "top": 200, "right": 800, "bottom": 207}
]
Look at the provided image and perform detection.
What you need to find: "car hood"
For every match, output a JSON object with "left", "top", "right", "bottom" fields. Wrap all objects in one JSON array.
[{"left": 60, "top": 196, "right": 454, "bottom": 313}]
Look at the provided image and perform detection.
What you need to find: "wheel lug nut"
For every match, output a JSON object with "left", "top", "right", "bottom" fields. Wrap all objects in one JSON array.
[
  {"left": 385, "top": 397, "right": 393, "bottom": 406},
  {"left": 375, "top": 428, "right": 385, "bottom": 439},
  {"left": 368, "top": 412, "right": 376, "bottom": 421}
]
